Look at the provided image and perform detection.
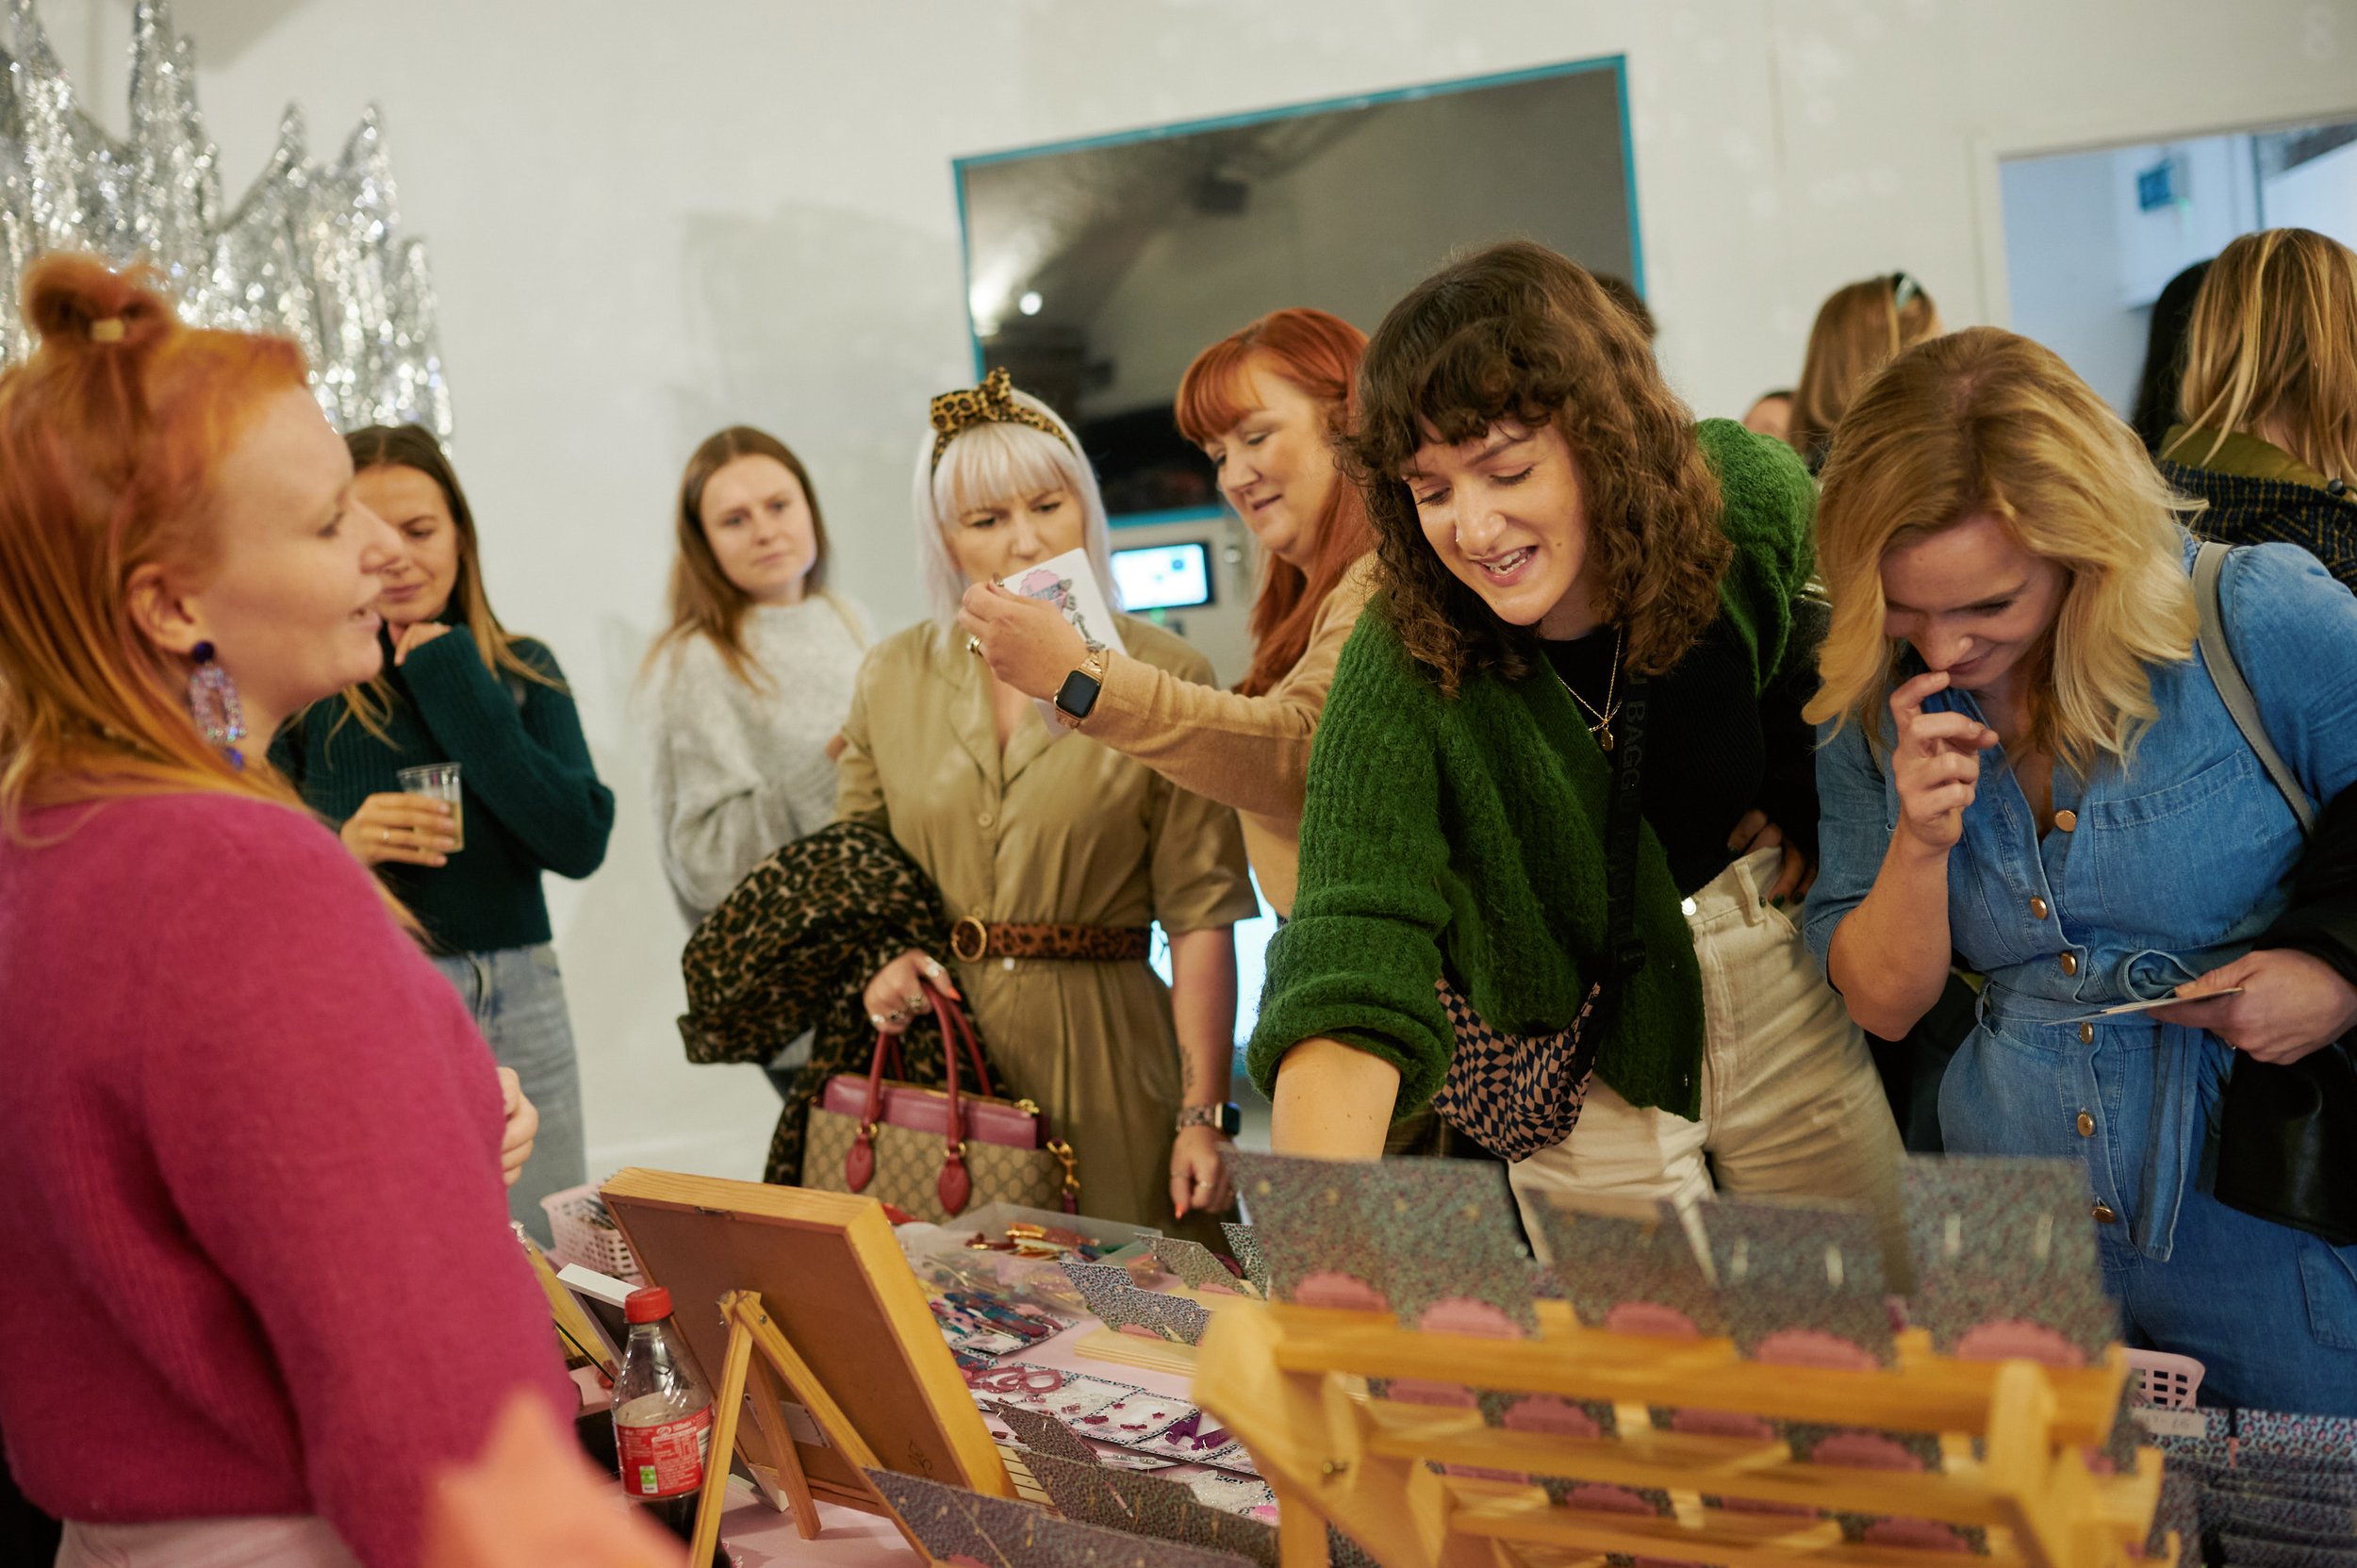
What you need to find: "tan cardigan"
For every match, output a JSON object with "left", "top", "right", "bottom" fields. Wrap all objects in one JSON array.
[{"left": 1077, "top": 556, "right": 1377, "bottom": 916}]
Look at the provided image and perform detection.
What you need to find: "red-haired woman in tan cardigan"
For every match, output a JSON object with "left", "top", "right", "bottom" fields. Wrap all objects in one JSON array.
[{"left": 959, "top": 307, "right": 1377, "bottom": 920}]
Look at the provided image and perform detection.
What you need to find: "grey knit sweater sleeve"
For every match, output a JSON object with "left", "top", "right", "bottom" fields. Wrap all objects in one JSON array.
[{"left": 647, "top": 596, "right": 868, "bottom": 922}]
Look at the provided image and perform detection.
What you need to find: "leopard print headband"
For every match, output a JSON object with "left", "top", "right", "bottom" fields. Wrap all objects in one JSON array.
[{"left": 929, "top": 366, "right": 1072, "bottom": 471}]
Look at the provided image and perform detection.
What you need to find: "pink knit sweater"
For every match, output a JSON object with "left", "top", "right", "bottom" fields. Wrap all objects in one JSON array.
[{"left": 0, "top": 792, "right": 573, "bottom": 1568}]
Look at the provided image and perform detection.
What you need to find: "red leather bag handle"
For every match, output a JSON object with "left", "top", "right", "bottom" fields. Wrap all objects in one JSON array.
[
  {"left": 922, "top": 981, "right": 997, "bottom": 1099},
  {"left": 844, "top": 974, "right": 994, "bottom": 1214}
]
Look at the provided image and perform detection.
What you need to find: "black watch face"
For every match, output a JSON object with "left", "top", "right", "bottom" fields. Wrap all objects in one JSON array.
[
  {"left": 1056, "top": 668, "right": 1103, "bottom": 719},
  {"left": 1219, "top": 1103, "right": 1243, "bottom": 1135}
]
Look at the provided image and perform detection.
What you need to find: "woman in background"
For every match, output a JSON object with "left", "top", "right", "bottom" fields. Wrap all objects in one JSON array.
[
  {"left": 2129, "top": 258, "right": 2213, "bottom": 456},
  {"left": 1742, "top": 388, "right": 1794, "bottom": 443},
  {"left": 0, "top": 256, "right": 566, "bottom": 1568},
  {"left": 1807, "top": 326, "right": 2357, "bottom": 1411},
  {"left": 273, "top": 424, "right": 613, "bottom": 1240},
  {"left": 1788, "top": 272, "right": 1942, "bottom": 473},
  {"left": 645, "top": 426, "right": 870, "bottom": 926},
  {"left": 839, "top": 370, "right": 1257, "bottom": 1236},
  {"left": 960, "top": 307, "right": 1375, "bottom": 919},
  {"left": 2161, "top": 229, "right": 2357, "bottom": 587}
]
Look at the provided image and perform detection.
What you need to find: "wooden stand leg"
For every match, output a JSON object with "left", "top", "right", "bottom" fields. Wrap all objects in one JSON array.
[
  {"left": 688, "top": 1308, "right": 754, "bottom": 1567},
  {"left": 744, "top": 1351, "right": 823, "bottom": 1539}
]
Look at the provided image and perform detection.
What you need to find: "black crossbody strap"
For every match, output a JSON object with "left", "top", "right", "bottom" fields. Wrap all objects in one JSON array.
[{"left": 1597, "top": 671, "right": 1652, "bottom": 1011}]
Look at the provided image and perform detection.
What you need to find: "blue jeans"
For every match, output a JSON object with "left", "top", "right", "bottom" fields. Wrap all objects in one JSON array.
[{"left": 432, "top": 944, "right": 588, "bottom": 1246}]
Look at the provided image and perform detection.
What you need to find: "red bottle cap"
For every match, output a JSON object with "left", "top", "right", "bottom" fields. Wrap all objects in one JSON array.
[{"left": 624, "top": 1285, "right": 673, "bottom": 1324}]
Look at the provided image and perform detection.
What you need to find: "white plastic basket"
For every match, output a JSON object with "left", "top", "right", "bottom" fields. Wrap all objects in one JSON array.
[
  {"left": 539, "top": 1183, "right": 642, "bottom": 1283},
  {"left": 2126, "top": 1347, "right": 2205, "bottom": 1410}
]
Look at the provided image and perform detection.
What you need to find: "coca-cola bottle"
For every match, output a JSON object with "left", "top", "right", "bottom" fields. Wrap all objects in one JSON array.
[{"left": 612, "top": 1285, "right": 720, "bottom": 1560}]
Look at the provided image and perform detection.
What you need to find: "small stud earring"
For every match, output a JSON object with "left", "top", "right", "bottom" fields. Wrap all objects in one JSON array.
[{"left": 187, "top": 641, "right": 247, "bottom": 770}]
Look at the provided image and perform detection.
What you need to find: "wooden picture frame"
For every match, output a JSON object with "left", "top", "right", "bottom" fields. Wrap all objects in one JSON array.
[{"left": 599, "top": 1169, "right": 1013, "bottom": 1512}]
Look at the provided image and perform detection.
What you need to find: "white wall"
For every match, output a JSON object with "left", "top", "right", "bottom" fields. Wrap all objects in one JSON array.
[
  {"left": 2000, "top": 150, "right": 2152, "bottom": 414},
  {"left": 2265, "top": 137, "right": 2357, "bottom": 249},
  {"left": 37, "top": 0, "right": 2357, "bottom": 1181}
]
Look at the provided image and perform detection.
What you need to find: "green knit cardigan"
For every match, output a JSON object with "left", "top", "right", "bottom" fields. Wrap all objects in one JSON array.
[{"left": 1245, "top": 419, "right": 1818, "bottom": 1123}]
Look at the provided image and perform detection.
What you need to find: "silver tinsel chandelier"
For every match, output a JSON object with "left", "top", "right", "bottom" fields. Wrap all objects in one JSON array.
[{"left": 0, "top": 0, "right": 452, "bottom": 437}]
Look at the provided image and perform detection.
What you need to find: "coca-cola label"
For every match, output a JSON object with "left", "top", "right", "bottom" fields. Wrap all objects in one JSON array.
[{"left": 617, "top": 1406, "right": 713, "bottom": 1498}]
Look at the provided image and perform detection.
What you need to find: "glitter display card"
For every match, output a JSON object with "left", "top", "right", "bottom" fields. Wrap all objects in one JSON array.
[
  {"left": 1532, "top": 1198, "right": 1726, "bottom": 1338},
  {"left": 1228, "top": 1151, "right": 1389, "bottom": 1310},
  {"left": 1702, "top": 1197, "right": 1896, "bottom": 1367},
  {"left": 1221, "top": 1222, "right": 1272, "bottom": 1296},
  {"left": 865, "top": 1468, "right": 1261, "bottom": 1568},
  {"left": 1353, "top": 1158, "right": 1538, "bottom": 1336},
  {"left": 1018, "top": 1449, "right": 1280, "bottom": 1568},
  {"left": 1228, "top": 1151, "right": 1537, "bottom": 1332},
  {"left": 1151, "top": 1236, "right": 1257, "bottom": 1296},
  {"left": 1060, "top": 1260, "right": 1214, "bottom": 1345},
  {"left": 987, "top": 1401, "right": 1100, "bottom": 1465},
  {"left": 1900, "top": 1156, "right": 2118, "bottom": 1364}
]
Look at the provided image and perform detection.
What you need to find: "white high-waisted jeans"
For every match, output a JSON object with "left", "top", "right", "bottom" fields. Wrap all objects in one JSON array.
[
  {"left": 1509, "top": 848, "right": 1911, "bottom": 1287},
  {"left": 56, "top": 1517, "right": 358, "bottom": 1568}
]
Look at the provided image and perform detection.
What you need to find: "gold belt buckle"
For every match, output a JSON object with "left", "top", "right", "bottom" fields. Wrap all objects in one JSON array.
[{"left": 949, "top": 915, "right": 989, "bottom": 964}]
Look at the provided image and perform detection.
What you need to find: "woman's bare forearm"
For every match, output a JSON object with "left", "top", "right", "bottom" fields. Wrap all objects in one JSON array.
[{"left": 1827, "top": 834, "right": 1956, "bottom": 1038}]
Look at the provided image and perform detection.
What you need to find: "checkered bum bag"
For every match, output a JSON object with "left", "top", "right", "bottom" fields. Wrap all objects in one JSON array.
[
  {"left": 1429, "top": 977, "right": 1605, "bottom": 1160},
  {"left": 1426, "top": 671, "right": 1650, "bottom": 1163}
]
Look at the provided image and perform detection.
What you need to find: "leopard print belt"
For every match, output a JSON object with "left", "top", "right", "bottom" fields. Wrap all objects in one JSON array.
[{"left": 948, "top": 916, "right": 1151, "bottom": 964}]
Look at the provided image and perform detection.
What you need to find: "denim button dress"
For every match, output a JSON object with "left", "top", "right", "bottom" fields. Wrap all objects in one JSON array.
[{"left": 1808, "top": 538, "right": 2357, "bottom": 1264}]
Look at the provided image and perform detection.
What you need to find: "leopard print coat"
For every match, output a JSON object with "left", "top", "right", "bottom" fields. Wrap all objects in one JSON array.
[{"left": 680, "top": 819, "right": 964, "bottom": 1185}]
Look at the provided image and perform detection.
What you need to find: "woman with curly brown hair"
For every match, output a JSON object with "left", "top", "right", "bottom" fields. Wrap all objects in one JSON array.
[{"left": 1251, "top": 241, "right": 1905, "bottom": 1264}]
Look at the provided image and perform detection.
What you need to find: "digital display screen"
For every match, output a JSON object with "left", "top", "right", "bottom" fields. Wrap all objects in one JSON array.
[{"left": 1112, "top": 541, "right": 1214, "bottom": 610}]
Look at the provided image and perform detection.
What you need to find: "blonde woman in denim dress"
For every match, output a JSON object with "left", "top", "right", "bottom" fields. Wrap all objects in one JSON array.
[{"left": 1806, "top": 327, "right": 2357, "bottom": 1412}]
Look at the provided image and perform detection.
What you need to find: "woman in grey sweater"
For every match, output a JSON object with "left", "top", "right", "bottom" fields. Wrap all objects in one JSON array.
[{"left": 645, "top": 426, "right": 870, "bottom": 924}]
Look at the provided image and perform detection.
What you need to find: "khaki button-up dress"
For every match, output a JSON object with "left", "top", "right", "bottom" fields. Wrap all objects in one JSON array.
[{"left": 836, "top": 615, "right": 1258, "bottom": 1230}]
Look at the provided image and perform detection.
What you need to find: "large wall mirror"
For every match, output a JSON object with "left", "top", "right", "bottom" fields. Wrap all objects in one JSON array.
[
  {"left": 954, "top": 56, "right": 1641, "bottom": 526},
  {"left": 2001, "top": 116, "right": 2357, "bottom": 419}
]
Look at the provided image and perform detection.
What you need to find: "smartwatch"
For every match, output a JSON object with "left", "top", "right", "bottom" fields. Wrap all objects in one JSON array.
[
  {"left": 1175, "top": 1102, "right": 1243, "bottom": 1136},
  {"left": 1053, "top": 647, "right": 1109, "bottom": 728}
]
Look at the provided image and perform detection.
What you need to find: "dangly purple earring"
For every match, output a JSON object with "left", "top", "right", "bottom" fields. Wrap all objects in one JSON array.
[{"left": 188, "top": 641, "right": 247, "bottom": 770}]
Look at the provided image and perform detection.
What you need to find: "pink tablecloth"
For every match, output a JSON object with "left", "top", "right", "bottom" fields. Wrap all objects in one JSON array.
[{"left": 717, "top": 1315, "right": 1195, "bottom": 1565}]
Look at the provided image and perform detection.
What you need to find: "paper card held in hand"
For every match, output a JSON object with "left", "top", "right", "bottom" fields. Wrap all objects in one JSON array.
[{"left": 999, "top": 548, "right": 1126, "bottom": 738}]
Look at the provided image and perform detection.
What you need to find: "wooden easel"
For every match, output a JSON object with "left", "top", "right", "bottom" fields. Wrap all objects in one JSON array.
[
  {"left": 686, "top": 1289, "right": 929, "bottom": 1563},
  {"left": 1195, "top": 1298, "right": 2175, "bottom": 1568}
]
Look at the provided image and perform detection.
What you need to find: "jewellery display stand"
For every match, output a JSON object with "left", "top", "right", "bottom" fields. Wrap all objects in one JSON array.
[{"left": 1195, "top": 1297, "right": 2174, "bottom": 1568}]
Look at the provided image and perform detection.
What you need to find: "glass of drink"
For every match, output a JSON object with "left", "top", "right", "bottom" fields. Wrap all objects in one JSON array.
[{"left": 396, "top": 762, "right": 464, "bottom": 851}]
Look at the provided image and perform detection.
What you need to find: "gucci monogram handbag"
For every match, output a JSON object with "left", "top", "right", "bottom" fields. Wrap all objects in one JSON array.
[{"left": 803, "top": 981, "right": 1079, "bottom": 1223}]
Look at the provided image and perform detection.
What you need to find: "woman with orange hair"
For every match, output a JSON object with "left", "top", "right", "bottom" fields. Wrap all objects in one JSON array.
[
  {"left": 0, "top": 256, "right": 568, "bottom": 1565},
  {"left": 957, "top": 306, "right": 1377, "bottom": 920}
]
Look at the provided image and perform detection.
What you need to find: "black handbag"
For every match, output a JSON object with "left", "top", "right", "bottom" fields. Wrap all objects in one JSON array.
[{"left": 2193, "top": 540, "right": 2357, "bottom": 1246}]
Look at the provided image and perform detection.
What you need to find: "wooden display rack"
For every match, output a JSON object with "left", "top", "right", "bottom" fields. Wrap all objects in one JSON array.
[{"left": 1195, "top": 1297, "right": 2175, "bottom": 1568}]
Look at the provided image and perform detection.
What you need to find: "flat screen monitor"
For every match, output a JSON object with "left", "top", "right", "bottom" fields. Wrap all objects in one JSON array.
[{"left": 1111, "top": 541, "right": 1214, "bottom": 611}]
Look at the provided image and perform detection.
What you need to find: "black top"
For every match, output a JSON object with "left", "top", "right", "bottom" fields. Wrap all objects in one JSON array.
[
  {"left": 1540, "top": 600, "right": 1826, "bottom": 896},
  {"left": 272, "top": 628, "right": 615, "bottom": 954}
]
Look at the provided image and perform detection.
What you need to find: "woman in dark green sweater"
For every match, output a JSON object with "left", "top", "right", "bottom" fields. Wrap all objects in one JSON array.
[
  {"left": 1252, "top": 241, "right": 1906, "bottom": 1269},
  {"left": 273, "top": 425, "right": 615, "bottom": 1240}
]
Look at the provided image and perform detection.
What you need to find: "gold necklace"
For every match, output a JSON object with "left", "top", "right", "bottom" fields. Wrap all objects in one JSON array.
[{"left": 1548, "top": 625, "right": 1623, "bottom": 751}]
